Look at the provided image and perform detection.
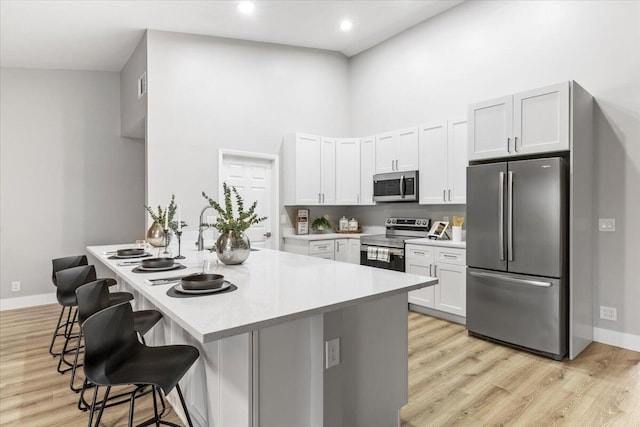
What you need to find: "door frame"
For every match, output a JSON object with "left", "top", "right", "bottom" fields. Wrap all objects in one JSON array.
[{"left": 218, "top": 149, "right": 280, "bottom": 249}]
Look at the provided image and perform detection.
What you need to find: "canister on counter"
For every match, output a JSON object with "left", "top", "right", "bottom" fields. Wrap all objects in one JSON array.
[
  {"left": 348, "top": 217, "right": 359, "bottom": 231},
  {"left": 339, "top": 216, "right": 349, "bottom": 231}
]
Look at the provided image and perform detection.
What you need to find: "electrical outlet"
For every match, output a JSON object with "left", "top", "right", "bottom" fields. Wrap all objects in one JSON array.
[
  {"left": 11, "top": 281, "right": 21, "bottom": 292},
  {"left": 599, "top": 218, "right": 615, "bottom": 232},
  {"left": 325, "top": 338, "right": 340, "bottom": 369},
  {"left": 600, "top": 305, "right": 617, "bottom": 321},
  {"left": 280, "top": 215, "right": 287, "bottom": 224}
]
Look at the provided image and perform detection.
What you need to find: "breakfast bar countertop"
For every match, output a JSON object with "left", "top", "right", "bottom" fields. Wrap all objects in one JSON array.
[{"left": 87, "top": 245, "right": 435, "bottom": 343}]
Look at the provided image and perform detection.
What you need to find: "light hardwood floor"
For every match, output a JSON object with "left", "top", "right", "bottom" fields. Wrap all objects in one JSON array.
[{"left": 1, "top": 305, "right": 639, "bottom": 426}]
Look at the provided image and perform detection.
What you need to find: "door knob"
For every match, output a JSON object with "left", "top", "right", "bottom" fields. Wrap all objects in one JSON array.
[{"left": 263, "top": 232, "right": 272, "bottom": 238}]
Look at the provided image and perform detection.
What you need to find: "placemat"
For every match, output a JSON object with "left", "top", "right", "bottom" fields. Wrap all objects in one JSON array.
[
  {"left": 132, "top": 264, "right": 187, "bottom": 274},
  {"left": 167, "top": 283, "right": 237, "bottom": 298},
  {"left": 108, "top": 253, "right": 152, "bottom": 260}
]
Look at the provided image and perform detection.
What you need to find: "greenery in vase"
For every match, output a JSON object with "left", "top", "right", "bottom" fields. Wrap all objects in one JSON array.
[
  {"left": 144, "top": 194, "right": 188, "bottom": 233},
  {"left": 312, "top": 216, "right": 332, "bottom": 231},
  {"left": 201, "top": 182, "right": 267, "bottom": 235}
]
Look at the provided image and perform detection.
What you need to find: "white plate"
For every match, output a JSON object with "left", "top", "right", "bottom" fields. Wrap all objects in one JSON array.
[{"left": 174, "top": 281, "right": 232, "bottom": 295}]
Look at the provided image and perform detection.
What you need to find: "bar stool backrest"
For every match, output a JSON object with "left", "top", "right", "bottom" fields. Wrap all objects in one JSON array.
[
  {"left": 81, "top": 302, "right": 138, "bottom": 386},
  {"left": 55, "top": 265, "right": 97, "bottom": 306},
  {"left": 75, "top": 280, "right": 113, "bottom": 325},
  {"left": 52, "top": 255, "right": 88, "bottom": 286}
]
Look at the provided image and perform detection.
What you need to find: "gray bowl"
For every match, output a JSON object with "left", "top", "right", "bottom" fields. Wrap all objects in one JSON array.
[
  {"left": 117, "top": 248, "right": 144, "bottom": 257},
  {"left": 141, "top": 257, "right": 175, "bottom": 269},
  {"left": 181, "top": 273, "right": 225, "bottom": 290}
]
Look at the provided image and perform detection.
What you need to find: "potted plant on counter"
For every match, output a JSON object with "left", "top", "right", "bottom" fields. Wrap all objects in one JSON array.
[
  {"left": 311, "top": 215, "right": 333, "bottom": 233},
  {"left": 144, "top": 194, "right": 187, "bottom": 247},
  {"left": 201, "top": 183, "right": 267, "bottom": 265}
]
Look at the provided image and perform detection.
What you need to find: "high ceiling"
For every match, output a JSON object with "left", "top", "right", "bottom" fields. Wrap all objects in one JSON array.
[{"left": 0, "top": 0, "right": 464, "bottom": 71}]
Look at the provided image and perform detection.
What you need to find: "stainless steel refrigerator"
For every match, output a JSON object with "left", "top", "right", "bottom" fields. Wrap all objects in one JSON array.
[{"left": 466, "top": 157, "right": 568, "bottom": 360}]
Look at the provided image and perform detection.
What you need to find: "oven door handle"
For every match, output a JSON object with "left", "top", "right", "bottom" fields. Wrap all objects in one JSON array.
[{"left": 360, "top": 247, "right": 404, "bottom": 257}]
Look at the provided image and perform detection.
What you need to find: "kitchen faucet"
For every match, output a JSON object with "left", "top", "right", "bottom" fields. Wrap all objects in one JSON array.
[{"left": 196, "top": 205, "right": 216, "bottom": 251}]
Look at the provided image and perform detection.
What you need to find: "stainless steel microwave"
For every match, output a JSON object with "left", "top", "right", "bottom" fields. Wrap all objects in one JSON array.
[{"left": 373, "top": 171, "right": 418, "bottom": 202}]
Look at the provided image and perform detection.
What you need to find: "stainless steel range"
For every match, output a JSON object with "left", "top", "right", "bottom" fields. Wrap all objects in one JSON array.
[{"left": 360, "top": 218, "right": 432, "bottom": 272}]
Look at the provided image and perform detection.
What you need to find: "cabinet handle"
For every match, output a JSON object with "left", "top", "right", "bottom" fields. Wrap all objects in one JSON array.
[
  {"left": 507, "top": 137, "right": 511, "bottom": 153},
  {"left": 443, "top": 254, "right": 457, "bottom": 259},
  {"left": 434, "top": 265, "right": 438, "bottom": 276},
  {"left": 443, "top": 190, "right": 446, "bottom": 202},
  {"left": 514, "top": 137, "right": 519, "bottom": 152},
  {"left": 357, "top": 193, "right": 360, "bottom": 204},
  {"left": 429, "top": 264, "right": 432, "bottom": 275},
  {"left": 322, "top": 193, "right": 325, "bottom": 203},
  {"left": 318, "top": 193, "right": 321, "bottom": 203},
  {"left": 336, "top": 241, "right": 339, "bottom": 252},
  {"left": 391, "top": 160, "right": 394, "bottom": 171},
  {"left": 413, "top": 251, "right": 425, "bottom": 256},
  {"left": 448, "top": 189, "right": 451, "bottom": 201}
]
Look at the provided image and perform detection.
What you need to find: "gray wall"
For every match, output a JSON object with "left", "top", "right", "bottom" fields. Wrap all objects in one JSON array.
[
  {"left": 145, "top": 30, "right": 350, "bottom": 234},
  {"left": 349, "top": 0, "right": 640, "bottom": 335},
  {"left": 120, "top": 32, "right": 147, "bottom": 139},
  {"left": 0, "top": 68, "right": 145, "bottom": 298}
]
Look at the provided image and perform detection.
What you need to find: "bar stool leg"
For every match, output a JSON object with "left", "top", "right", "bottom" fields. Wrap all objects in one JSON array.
[
  {"left": 94, "top": 386, "right": 111, "bottom": 427},
  {"left": 128, "top": 386, "right": 137, "bottom": 427},
  {"left": 49, "top": 306, "right": 67, "bottom": 357},
  {"left": 176, "top": 385, "right": 194, "bottom": 427},
  {"left": 151, "top": 386, "right": 161, "bottom": 427}
]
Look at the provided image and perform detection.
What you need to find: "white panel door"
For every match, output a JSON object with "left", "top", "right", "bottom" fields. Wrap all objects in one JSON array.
[
  {"left": 336, "top": 138, "right": 361, "bottom": 205},
  {"left": 396, "top": 127, "right": 420, "bottom": 171},
  {"left": 360, "top": 136, "right": 376, "bottom": 205},
  {"left": 468, "top": 96, "right": 513, "bottom": 161},
  {"left": 375, "top": 132, "right": 396, "bottom": 174},
  {"left": 514, "top": 82, "right": 569, "bottom": 155},
  {"left": 295, "top": 134, "right": 321, "bottom": 205},
  {"left": 419, "top": 121, "right": 448, "bottom": 205},
  {"left": 434, "top": 263, "right": 466, "bottom": 316},
  {"left": 448, "top": 119, "right": 468, "bottom": 204},
  {"left": 320, "top": 137, "right": 336, "bottom": 205},
  {"left": 406, "top": 244, "right": 435, "bottom": 308},
  {"left": 221, "top": 155, "right": 274, "bottom": 249}
]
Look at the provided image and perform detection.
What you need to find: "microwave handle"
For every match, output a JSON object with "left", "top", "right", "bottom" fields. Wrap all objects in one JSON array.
[{"left": 400, "top": 174, "right": 405, "bottom": 197}]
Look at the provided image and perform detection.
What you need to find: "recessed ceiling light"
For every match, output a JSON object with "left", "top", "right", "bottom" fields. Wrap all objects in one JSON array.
[
  {"left": 238, "top": 1, "right": 255, "bottom": 15},
  {"left": 340, "top": 20, "right": 353, "bottom": 32}
]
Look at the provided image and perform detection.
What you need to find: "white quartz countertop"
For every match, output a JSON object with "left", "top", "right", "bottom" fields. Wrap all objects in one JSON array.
[
  {"left": 283, "top": 232, "right": 370, "bottom": 241},
  {"left": 404, "top": 238, "right": 466, "bottom": 249},
  {"left": 87, "top": 245, "right": 436, "bottom": 343}
]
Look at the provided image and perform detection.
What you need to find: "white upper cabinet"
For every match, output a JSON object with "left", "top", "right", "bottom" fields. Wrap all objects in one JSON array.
[
  {"left": 468, "top": 96, "right": 513, "bottom": 161},
  {"left": 320, "top": 137, "right": 336, "bottom": 205},
  {"left": 335, "top": 138, "right": 361, "bottom": 205},
  {"left": 514, "top": 83, "right": 569, "bottom": 155},
  {"left": 375, "top": 127, "right": 419, "bottom": 174},
  {"left": 419, "top": 119, "right": 467, "bottom": 205},
  {"left": 283, "top": 133, "right": 335, "bottom": 206},
  {"left": 468, "top": 82, "right": 570, "bottom": 161},
  {"left": 360, "top": 136, "right": 376, "bottom": 205}
]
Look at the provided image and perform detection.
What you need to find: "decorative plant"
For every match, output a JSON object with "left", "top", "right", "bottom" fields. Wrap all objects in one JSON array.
[
  {"left": 144, "top": 194, "right": 187, "bottom": 233},
  {"left": 201, "top": 182, "right": 267, "bottom": 235},
  {"left": 312, "top": 215, "right": 332, "bottom": 231}
]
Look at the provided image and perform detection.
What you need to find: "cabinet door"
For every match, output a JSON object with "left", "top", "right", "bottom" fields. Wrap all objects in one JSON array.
[
  {"left": 419, "top": 121, "right": 448, "bottom": 204},
  {"left": 396, "top": 127, "right": 420, "bottom": 171},
  {"left": 295, "top": 134, "right": 322, "bottom": 205},
  {"left": 348, "top": 239, "right": 361, "bottom": 264},
  {"left": 375, "top": 132, "right": 396, "bottom": 174},
  {"left": 406, "top": 245, "right": 435, "bottom": 308},
  {"left": 360, "top": 136, "right": 376, "bottom": 205},
  {"left": 447, "top": 119, "right": 468, "bottom": 204},
  {"left": 336, "top": 139, "right": 361, "bottom": 205},
  {"left": 514, "top": 82, "right": 569, "bottom": 155},
  {"left": 334, "top": 239, "right": 349, "bottom": 263},
  {"left": 320, "top": 137, "right": 336, "bottom": 205},
  {"left": 468, "top": 96, "right": 513, "bottom": 161},
  {"left": 311, "top": 253, "right": 335, "bottom": 261},
  {"left": 434, "top": 262, "right": 466, "bottom": 317}
]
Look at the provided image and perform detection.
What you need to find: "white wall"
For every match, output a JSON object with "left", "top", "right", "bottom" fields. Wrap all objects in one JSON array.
[
  {"left": 349, "top": 0, "right": 640, "bottom": 335},
  {"left": 0, "top": 69, "right": 145, "bottom": 299},
  {"left": 145, "top": 30, "right": 350, "bottom": 238},
  {"left": 120, "top": 32, "right": 147, "bottom": 139}
]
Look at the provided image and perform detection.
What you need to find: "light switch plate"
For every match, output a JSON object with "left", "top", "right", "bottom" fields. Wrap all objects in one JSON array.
[
  {"left": 325, "top": 338, "right": 340, "bottom": 369},
  {"left": 599, "top": 218, "right": 615, "bottom": 232}
]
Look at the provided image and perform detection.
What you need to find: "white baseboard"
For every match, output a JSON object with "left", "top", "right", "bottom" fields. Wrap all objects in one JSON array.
[
  {"left": 593, "top": 327, "right": 640, "bottom": 353},
  {"left": 0, "top": 293, "right": 57, "bottom": 311}
]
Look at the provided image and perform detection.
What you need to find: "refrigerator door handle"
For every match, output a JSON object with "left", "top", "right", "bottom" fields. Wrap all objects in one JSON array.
[
  {"left": 507, "top": 171, "right": 514, "bottom": 262},
  {"left": 469, "top": 271, "right": 552, "bottom": 288},
  {"left": 499, "top": 172, "right": 505, "bottom": 261}
]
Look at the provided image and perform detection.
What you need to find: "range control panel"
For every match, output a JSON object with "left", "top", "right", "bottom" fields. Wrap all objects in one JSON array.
[{"left": 385, "top": 218, "right": 431, "bottom": 228}]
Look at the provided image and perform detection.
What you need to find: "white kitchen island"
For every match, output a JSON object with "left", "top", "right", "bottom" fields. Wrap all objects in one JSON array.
[{"left": 87, "top": 245, "right": 436, "bottom": 427}]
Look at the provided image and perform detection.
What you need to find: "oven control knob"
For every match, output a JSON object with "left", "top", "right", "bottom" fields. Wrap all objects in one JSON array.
[
  {"left": 385, "top": 218, "right": 391, "bottom": 224},
  {"left": 391, "top": 219, "right": 397, "bottom": 224},
  {"left": 419, "top": 220, "right": 425, "bottom": 225}
]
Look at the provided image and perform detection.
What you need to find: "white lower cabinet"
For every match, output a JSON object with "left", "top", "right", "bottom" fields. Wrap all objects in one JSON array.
[
  {"left": 284, "top": 237, "right": 361, "bottom": 264},
  {"left": 407, "top": 243, "right": 466, "bottom": 318}
]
